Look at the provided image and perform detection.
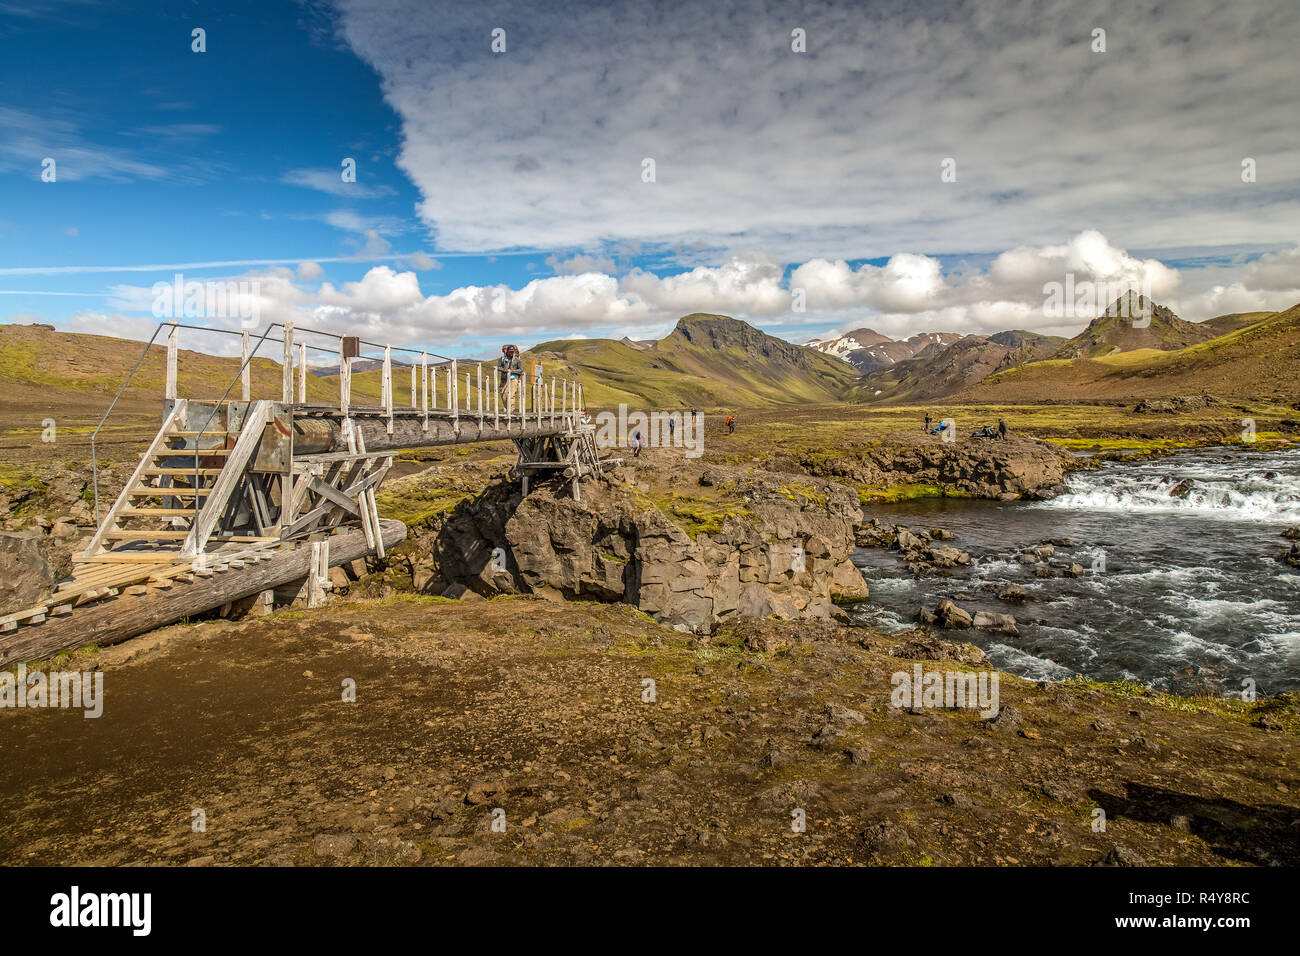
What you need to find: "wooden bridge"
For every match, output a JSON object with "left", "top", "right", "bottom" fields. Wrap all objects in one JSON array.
[{"left": 0, "top": 321, "right": 611, "bottom": 665}]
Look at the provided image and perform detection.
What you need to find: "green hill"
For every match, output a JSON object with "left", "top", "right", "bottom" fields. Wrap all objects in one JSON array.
[
  {"left": 529, "top": 314, "right": 860, "bottom": 409},
  {"left": 1052, "top": 293, "right": 1217, "bottom": 359},
  {"left": 959, "top": 302, "right": 1300, "bottom": 404}
]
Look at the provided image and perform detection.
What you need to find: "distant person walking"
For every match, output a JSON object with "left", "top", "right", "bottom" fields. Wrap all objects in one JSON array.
[
  {"left": 726, "top": 414, "right": 735, "bottom": 434},
  {"left": 924, "top": 412, "right": 932, "bottom": 433},
  {"left": 632, "top": 430, "right": 643, "bottom": 457},
  {"left": 998, "top": 418, "right": 1008, "bottom": 440},
  {"left": 668, "top": 414, "right": 676, "bottom": 442}
]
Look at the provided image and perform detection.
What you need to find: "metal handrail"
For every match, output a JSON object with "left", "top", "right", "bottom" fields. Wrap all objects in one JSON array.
[{"left": 89, "top": 318, "right": 513, "bottom": 536}]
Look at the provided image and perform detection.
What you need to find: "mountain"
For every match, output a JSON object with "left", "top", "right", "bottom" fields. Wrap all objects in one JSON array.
[
  {"left": 904, "top": 332, "right": 965, "bottom": 355},
  {"left": 847, "top": 329, "right": 1064, "bottom": 403},
  {"left": 988, "top": 330, "right": 1065, "bottom": 351},
  {"left": 529, "top": 313, "right": 861, "bottom": 408},
  {"left": 854, "top": 335, "right": 1020, "bottom": 403},
  {"left": 806, "top": 327, "right": 903, "bottom": 372},
  {"left": 618, "top": 336, "right": 655, "bottom": 351},
  {"left": 809, "top": 328, "right": 962, "bottom": 373},
  {"left": 958, "top": 302, "right": 1300, "bottom": 404},
  {"left": 1198, "top": 311, "right": 1275, "bottom": 337},
  {"left": 1052, "top": 293, "right": 1217, "bottom": 359}
]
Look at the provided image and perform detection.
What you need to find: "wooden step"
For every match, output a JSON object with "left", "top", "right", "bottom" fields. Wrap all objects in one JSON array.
[
  {"left": 172, "top": 430, "right": 233, "bottom": 437},
  {"left": 103, "top": 531, "right": 272, "bottom": 542},
  {"left": 144, "top": 467, "right": 224, "bottom": 477},
  {"left": 121, "top": 507, "right": 198, "bottom": 517},
  {"left": 161, "top": 446, "right": 233, "bottom": 456},
  {"left": 128, "top": 487, "right": 212, "bottom": 497},
  {"left": 103, "top": 530, "right": 192, "bottom": 540}
]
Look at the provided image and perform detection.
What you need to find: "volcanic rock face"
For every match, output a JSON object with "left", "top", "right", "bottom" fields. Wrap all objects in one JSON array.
[
  {"left": 434, "top": 467, "right": 869, "bottom": 633},
  {"left": 802, "top": 431, "right": 1078, "bottom": 499},
  {"left": 0, "top": 530, "right": 69, "bottom": 609}
]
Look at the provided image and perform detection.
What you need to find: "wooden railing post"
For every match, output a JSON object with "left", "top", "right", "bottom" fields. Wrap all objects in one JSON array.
[
  {"left": 383, "top": 346, "right": 393, "bottom": 434},
  {"left": 451, "top": 358, "right": 458, "bottom": 429},
  {"left": 298, "top": 342, "right": 307, "bottom": 403},
  {"left": 421, "top": 351, "right": 429, "bottom": 432},
  {"left": 339, "top": 337, "right": 351, "bottom": 416},
  {"left": 165, "top": 324, "right": 178, "bottom": 400},
  {"left": 476, "top": 363, "right": 483, "bottom": 425},
  {"left": 493, "top": 365, "right": 500, "bottom": 428},
  {"left": 410, "top": 361, "right": 417, "bottom": 409},
  {"left": 282, "top": 323, "right": 294, "bottom": 404},
  {"left": 241, "top": 331, "right": 251, "bottom": 402}
]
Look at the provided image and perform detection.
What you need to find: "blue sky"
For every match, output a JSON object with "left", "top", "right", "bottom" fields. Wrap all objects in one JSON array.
[{"left": 1, "top": 0, "right": 1297, "bottom": 357}]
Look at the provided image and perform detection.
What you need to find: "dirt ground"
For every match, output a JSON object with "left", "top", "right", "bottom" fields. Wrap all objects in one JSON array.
[{"left": 2, "top": 595, "right": 1294, "bottom": 867}]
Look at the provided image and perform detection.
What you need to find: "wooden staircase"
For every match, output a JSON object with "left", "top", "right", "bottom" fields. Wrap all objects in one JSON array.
[{"left": 80, "top": 398, "right": 279, "bottom": 563}]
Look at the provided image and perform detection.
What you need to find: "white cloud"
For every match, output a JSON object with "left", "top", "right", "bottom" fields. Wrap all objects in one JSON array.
[
  {"left": 297, "top": 261, "right": 324, "bottom": 280},
  {"left": 350, "top": 229, "right": 392, "bottom": 258},
  {"left": 0, "top": 106, "right": 169, "bottom": 182},
  {"left": 282, "top": 166, "right": 395, "bottom": 198},
  {"left": 332, "top": 0, "right": 1300, "bottom": 259},
  {"left": 56, "top": 232, "right": 1300, "bottom": 349},
  {"left": 1240, "top": 247, "right": 1300, "bottom": 292},
  {"left": 403, "top": 251, "right": 441, "bottom": 271},
  {"left": 620, "top": 252, "right": 789, "bottom": 317},
  {"left": 547, "top": 253, "right": 617, "bottom": 275}
]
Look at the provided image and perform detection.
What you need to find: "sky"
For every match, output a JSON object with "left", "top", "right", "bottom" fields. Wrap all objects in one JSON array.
[{"left": 1, "top": 0, "right": 1297, "bottom": 360}]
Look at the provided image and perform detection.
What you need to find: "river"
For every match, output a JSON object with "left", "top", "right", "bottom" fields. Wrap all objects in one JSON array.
[{"left": 850, "top": 445, "right": 1300, "bottom": 695}]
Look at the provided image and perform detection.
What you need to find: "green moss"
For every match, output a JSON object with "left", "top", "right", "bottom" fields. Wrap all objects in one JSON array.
[
  {"left": 855, "top": 483, "right": 970, "bottom": 503},
  {"left": 778, "top": 483, "right": 828, "bottom": 507},
  {"left": 632, "top": 488, "right": 757, "bottom": 538},
  {"left": 0, "top": 466, "right": 48, "bottom": 492},
  {"left": 375, "top": 485, "right": 473, "bottom": 528}
]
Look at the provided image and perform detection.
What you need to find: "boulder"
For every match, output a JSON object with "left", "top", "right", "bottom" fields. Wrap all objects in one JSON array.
[
  {"left": 997, "top": 583, "right": 1029, "bottom": 602},
  {"left": 926, "top": 544, "right": 971, "bottom": 568},
  {"left": 433, "top": 465, "right": 866, "bottom": 634},
  {"left": 972, "top": 610, "right": 1018, "bottom": 634},
  {"left": 0, "top": 530, "right": 66, "bottom": 610},
  {"left": 935, "top": 599, "right": 973, "bottom": 629}
]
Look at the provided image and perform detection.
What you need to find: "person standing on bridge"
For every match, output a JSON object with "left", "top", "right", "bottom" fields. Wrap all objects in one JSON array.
[{"left": 498, "top": 344, "right": 523, "bottom": 412}]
